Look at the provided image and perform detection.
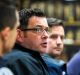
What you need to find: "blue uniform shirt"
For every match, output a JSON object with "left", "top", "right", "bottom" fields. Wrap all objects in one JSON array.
[{"left": 67, "top": 50, "right": 80, "bottom": 75}]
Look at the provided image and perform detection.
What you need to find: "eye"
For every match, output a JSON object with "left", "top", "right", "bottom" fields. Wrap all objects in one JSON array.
[
  {"left": 61, "top": 36, "right": 65, "bottom": 40},
  {"left": 34, "top": 28, "right": 41, "bottom": 32},
  {"left": 50, "top": 35, "right": 57, "bottom": 39},
  {"left": 45, "top": 27, "right": 49, "bottom": 32}
]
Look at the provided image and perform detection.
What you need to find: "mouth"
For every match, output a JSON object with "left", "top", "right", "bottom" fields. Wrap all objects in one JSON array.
[
  {"left": 41, "top": 42, "right": 48, "bottom": 48},
  {"left": 54, "top": 48, "right": 62, "bottom": 51}
]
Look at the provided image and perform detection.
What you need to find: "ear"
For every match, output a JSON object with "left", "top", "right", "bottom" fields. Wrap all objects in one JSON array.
[
  {"left": 0, "top": 27, "right": 10, "bottom": 41},
  {"left": 16, "top": 29, "right": 24, "bottom": 43}
]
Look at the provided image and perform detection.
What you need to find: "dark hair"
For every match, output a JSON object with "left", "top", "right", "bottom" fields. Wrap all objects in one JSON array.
[
  {"left": 47, "top": 18, "right": 64, "bottom": 28},
  {"left": 19, "top": 8, "right": 46, "bottom": 30},
  {"left": 0, "top": 4, "right": 17, "bottom": 31}
]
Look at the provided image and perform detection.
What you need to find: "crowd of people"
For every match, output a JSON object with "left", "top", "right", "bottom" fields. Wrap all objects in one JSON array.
[{"left": 0, "top": 0, "right": 80, "bottom": 75}]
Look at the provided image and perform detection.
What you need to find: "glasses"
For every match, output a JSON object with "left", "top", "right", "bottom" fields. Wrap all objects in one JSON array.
[{"left": 21, "top": 27, "right": 49, "bottom": 34}]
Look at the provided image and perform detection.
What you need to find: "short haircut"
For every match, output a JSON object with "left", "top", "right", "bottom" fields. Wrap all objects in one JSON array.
[
  {"left": 19, "top": 8, "right": 46, "bottom": 30},
  {"left": 47, "top": 18, "right": 64, "bottom": 28},
  {"left": 0, "top": 4, "right": 17, "bottom": 31}
]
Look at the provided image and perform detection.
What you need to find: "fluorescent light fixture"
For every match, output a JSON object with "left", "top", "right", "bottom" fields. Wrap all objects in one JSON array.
[{"left": 65, "top": 0, "right": 76, "bottom": 1}]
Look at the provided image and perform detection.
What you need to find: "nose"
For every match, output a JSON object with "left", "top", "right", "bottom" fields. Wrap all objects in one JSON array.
[
  {"left": 41, "top": 30, "right": 49, "bottom": 39},
  {"left": 56, "top": 36, "right": 62, "bottom": 45}
]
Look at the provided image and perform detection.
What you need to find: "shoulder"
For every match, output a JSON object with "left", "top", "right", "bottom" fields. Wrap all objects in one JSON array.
[
  {"left": 3, "top": 50, "right": 46, "bottom": 75},
  {"left": 67, "top": 51, "right": 80, "bottom": 75},
  {"left": 42, "top": 54, "right": 58, "bottom": 66},
  {"left": 68, "top": 51, "right": 80, "bottom": 66},
  {"left": 4, "top": 50, "right": 38, "bottom": 66},
  {"left": 0, "top": 67, "right": 14, "bottom": 75},
  {"left": 42, "top": 55, "right": 59, "bottom": 69},
  {"left": 4, "top": 49, "right": 31, "bottom": 60}
]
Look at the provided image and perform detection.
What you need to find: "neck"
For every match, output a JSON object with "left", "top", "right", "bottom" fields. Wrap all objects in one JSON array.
[
  {"left": 0, "top": 49, "right": 4, "bottom": 57},
  {"left": 49, "top": 54, "right": 59, "bottom": 59},
  {"left": 0, "top": 43, "right": 4, "bottom": 57}
]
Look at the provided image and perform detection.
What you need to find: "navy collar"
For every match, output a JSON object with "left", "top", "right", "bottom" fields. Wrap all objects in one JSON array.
[{"left": 13, "top": 43, "right": 40, "bottom": 56}]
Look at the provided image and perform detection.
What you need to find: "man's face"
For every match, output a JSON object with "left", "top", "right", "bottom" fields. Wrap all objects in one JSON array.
[
  {"left": 4, "top": 10, "right": 20, "bottom": 53},
  {"left": 47, "top": 25, "right": 65, "bottom": 57},
  {"left": 18, "top": 16, "right": 49, "bottom": 53}
]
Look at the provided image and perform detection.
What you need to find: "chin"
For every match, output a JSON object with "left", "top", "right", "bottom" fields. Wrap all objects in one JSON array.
[
  {"left": 55, "top": 53, "right": 61, "bottom": 56},
  {"left": 39, "top": 45, "right": 48, "bottom": 53},
  {"left": 53, "top": 52, "right": 61, "bottom": 56},
  {"left": 40, "top": 49, "right": 47, "bottom": 54}
]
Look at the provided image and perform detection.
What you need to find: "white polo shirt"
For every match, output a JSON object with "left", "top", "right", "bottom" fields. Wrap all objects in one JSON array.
[{"left": 0, "top": 67, "right": 14, "bottom": 75}]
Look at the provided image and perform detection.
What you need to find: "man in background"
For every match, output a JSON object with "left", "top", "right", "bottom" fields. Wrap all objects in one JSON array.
[
  {"left": 4, "top": 8, "right": 49, "bottom": 75},
  {"left": 0, "top": 0, "right": 20, "bottom": 74},
  {"left": 42, "top": 18, "right": 66, "bottom": 75}
]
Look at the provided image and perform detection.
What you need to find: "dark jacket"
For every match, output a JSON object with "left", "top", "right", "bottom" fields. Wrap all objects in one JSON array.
[
  {"left": 0, "top": 57, "right": 5, "bottom": 68},
  {"left": 3, "top": 43, "right": 49, "bottom": 75},
  {"left": 0, "top": 57, "right": 14, "bottom": 75},
  {"left": 42, "top": 54, "right": 67, "bottom": 75}
]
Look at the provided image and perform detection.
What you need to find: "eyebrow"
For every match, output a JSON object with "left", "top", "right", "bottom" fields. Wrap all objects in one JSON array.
[
  {"left": 35, "top": 25, "right": 48, "bottom": 28},
  {"left": 49, "top": 34, "right": 65, "bottom": 37}
]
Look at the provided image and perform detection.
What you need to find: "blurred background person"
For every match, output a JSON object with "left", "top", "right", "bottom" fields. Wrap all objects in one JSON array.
[
  {"left": 0, "top": 0, "right": 20, "bottom": 74},
  {"left": 42, "top": 18, "right": 66, "bottom": 75},
  {"left": 67, "top": 50, "right": 80, "bottom": 75}
]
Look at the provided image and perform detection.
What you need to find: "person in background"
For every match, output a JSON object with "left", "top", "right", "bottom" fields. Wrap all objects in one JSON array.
[
  {"left": 0, "top": 0, "right": 20, "bottom": 75},
  {"left": 67, "top": 50, "right": 80, "bottom": 75},
  {"left": 4, "top": 8, "right": 50, "bottom": 75},
  {"left": 42, "top": 18, "right": 67, "bottom": 75}
]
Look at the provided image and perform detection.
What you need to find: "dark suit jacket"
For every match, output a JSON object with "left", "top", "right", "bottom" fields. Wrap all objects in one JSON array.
[{"left": 3, "top": 43, "right": 49, "bottom": 75}]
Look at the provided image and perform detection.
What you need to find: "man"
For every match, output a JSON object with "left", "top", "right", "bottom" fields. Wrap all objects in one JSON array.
[
  {"left": 67, "top": 50, "right": 80, "bottom": 75},
  {"left": 4, "top": 8, "right": 49, "bottom": 75},
  {"left": 42, "top": 18, "right": 66, "bottom": 75},
  {"left": 0, "top": 1, "right": 20, "bottom": 75}
]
